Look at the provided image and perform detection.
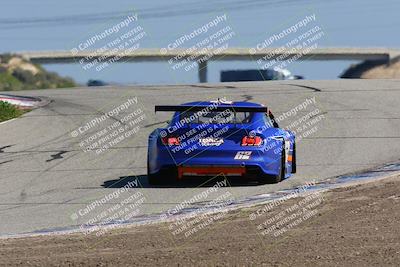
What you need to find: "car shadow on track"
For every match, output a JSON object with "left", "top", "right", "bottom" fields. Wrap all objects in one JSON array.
[{"left": 102, "top": 175, "right": 261, "bottom": 188}]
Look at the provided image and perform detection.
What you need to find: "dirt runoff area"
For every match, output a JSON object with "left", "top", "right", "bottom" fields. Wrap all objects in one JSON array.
[{"left": 1, "top": 175, "right": 400, "bottom": 266}]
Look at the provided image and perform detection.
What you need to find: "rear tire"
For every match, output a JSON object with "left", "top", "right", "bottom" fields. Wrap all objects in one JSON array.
[
  {"left": 147, "top": 160, "right": 177, "bottom": 186},
  {"left": 148, "top": 171, "right": 163, "bottom": 185},
  {"left": 147, "top": 165, "right": 159, "bottom": 186},
  {"left": 271, "top": 144, "right": 285, "bottom": 183},
  {"left": 147, "top": 159, "right": 163, "bottom": 185},
  {"left": 258, "top": 144, "right": 285, "bottom": 184},
  {"left": 292, "top": 142, "right": 297, "bottom": 173}
]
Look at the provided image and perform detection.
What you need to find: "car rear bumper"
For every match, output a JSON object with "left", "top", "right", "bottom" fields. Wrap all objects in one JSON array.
[
  {"left": 177, "top": 165, "right": 246, "bottom": 178},
  {"left": 149, "top": 146, "right": 283, "bottom": 177},
  {"left": 155, "top": 164, "right": 278, "bottom": 179}
]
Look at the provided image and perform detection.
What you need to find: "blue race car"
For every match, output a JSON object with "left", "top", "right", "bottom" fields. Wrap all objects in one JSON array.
[{"left": 147, "top": 100, "right": 296, "bottom": 185}]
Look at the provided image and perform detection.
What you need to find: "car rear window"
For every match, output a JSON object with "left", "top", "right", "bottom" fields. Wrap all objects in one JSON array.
[{"left": 179, "top": 110, "right": 253, "bottom": 124}]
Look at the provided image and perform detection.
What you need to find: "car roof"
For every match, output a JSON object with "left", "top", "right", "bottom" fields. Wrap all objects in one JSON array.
[{"left": 180, "top": 101, "right": 264, "bottom": 107}]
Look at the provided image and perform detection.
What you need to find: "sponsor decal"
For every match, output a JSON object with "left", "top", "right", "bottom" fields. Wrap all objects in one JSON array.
[
  {"left": 234, "top": 151, "right": 252, "bottom": 160},
  {"left": 199, "top": 137, "right": 224, "bottom": 146}
]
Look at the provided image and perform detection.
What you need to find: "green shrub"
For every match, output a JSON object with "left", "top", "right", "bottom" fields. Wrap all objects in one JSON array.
[
  {"left": 0, "top": 55, "right": 77, "bottom": 91},
  {"left": 0, "top": 53, "right": 13, "bottom": 64},
  {"left": 12, "top": 68, "right": 36, "bottom": 84},
  {"left": 0, "top": 73, "right": 23, "bottom": 91},
  {"left": 0, "top": 101, "right": 24, "bottom": 122},
  {"left": 0, "top": 66, "right": 7, "bottom": 74}
]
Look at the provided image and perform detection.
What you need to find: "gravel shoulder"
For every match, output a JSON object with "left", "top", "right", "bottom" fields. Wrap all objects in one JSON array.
[{"left": 1, "top": 175, "right": 400, "bottom": 266}]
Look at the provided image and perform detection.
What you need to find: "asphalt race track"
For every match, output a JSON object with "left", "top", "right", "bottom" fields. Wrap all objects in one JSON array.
[{"left": 1, "top": 80, "right": 399, "bottom": 236}]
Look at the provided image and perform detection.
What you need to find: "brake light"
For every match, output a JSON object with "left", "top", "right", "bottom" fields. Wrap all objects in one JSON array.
[
  {"left": 161, "top": 136, "right": 180, "bottom": 145},
  {"left": 241, "top": 136, "right": 262, "bottom": 146}
]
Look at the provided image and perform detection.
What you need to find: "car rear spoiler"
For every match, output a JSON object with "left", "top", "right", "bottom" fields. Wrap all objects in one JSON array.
[{"left": 155, "top": 105, "right": 268, "bottom": 113}]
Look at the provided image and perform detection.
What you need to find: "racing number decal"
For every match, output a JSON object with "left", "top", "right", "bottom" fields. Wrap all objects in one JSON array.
[{"left": 234, "top": 151, "right": 252, "bottom": 160}]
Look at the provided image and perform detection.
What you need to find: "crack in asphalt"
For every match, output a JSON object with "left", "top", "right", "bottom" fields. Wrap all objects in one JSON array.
[
  {"left": 190, "top": 84, "right": 236, "bottom": 89},
  {"left": 0, "top": 145, "right": 13, "bottom": 153},
  {"left": 241, "top": 94, "right": 254, "bottom": 102},
  {"left": 287, "top": 84, "right": 322, "bottom": 92},
  {"left": 144, "top": 120, "right": 169, "bottom": 128},
  {"left": 46, "top": 151, "right": 68, "bottom": 162}
]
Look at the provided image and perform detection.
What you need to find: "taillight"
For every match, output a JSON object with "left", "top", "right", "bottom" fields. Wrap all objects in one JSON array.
[
  {"left": 161, "top": 136, "right": 180, "bottom": 145},
  {"left": 241, "top": 136, "right": 262, "bottom": 146}
]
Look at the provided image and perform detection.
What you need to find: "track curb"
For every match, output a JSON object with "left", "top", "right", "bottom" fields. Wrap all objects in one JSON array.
[{"left": 0, "top": 94, "right": 50, "bottom": 109}]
